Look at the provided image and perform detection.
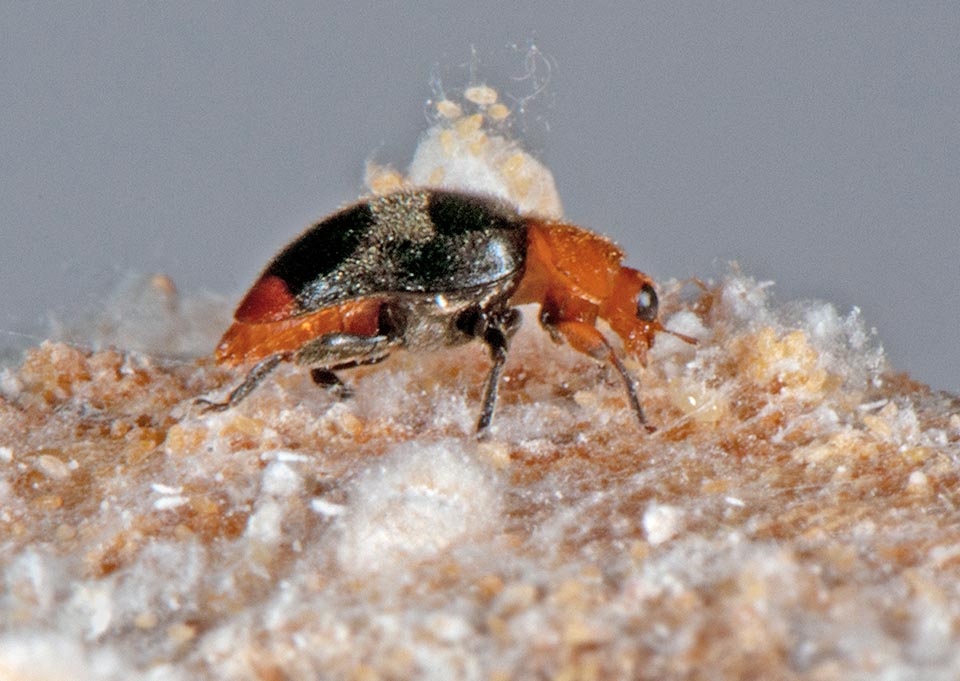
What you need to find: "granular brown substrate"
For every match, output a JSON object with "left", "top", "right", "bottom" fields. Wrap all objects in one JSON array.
[{"left": 1, "top": 276, "right": 958, "bottom": 680}]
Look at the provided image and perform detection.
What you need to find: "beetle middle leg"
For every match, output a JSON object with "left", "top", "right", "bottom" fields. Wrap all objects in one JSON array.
[{"left": 457, "top": 306, "right": 522, "bottom": 435}]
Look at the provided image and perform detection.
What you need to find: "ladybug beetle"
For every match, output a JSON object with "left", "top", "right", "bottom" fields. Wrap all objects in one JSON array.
[{"left": 198, "top": 189, "right": 694, "bottom": 433}]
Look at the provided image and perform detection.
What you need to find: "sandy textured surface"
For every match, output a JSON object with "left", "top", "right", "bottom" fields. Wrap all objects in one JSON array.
[{"left": 2, "top": 272, "right": 959, "bottom": 680}]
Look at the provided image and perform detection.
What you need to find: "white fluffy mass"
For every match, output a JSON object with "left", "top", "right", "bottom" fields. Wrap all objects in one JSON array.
[{"left": 336, "top": 439, "right": 502, "bottom": 574}]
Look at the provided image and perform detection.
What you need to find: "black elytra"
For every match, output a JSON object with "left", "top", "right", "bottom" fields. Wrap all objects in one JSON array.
[{"left": 270, "top": 190, "right": 528, "bottom": 311}]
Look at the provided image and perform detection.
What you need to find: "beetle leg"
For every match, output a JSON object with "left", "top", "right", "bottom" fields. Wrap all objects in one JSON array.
[
  {"left": 476, "top": 329, "right": 509, "bottom": 435},
  {"left": 310, "top": 368, "right": 352, "bottom": 399},
  {"left": 294, "top": 299, "right": 405, "bottom": 367},
  {"left": 295, "top": 332, "right": 398, "bottom": 399},
  {"left": 294, "top": 333, "right": 397, "bottom": 366},
  {"left": 322, "top": 354, "right": 393, "bottom": 372},
  {"left": 471, "top": 308, "right": 522, "bottom": 435},
  {"left": 196, "top": 353, "right": 289, "bottom": 412},
  {"left": 537, "top": 308, "right": 566, "bottom": 345},
  {"left": 548, "top": 320, "right": 655, "bottom": 433},
  {"left": 310, "top": 354, "right": 392, "bottom": 399}
]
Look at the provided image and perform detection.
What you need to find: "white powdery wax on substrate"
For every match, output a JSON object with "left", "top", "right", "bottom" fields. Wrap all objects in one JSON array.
[
  {"left": 0, "top": 633, "right": 187, "bottom": 681},
  {"left": 642, "top": 502, "right": 685, "bottom": 546},
  {"left": 244, "top": 459, "right": 309, "bottom": 569},
  {"left": 796, "top": 301, "right": 886, "bottom": 389},
  {"left": 336, "top": 439, "right": 503, "bottom": 574},
  {"left": 718, "top": 274, "right": 776, "bottom": 325}
]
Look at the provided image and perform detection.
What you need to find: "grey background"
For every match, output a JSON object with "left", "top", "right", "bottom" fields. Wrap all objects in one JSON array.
[{"left": 2, "top": 3, "right": 958, "bottom": 390}]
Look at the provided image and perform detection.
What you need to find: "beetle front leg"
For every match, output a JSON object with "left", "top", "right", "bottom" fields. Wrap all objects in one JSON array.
[{"left": 547, "top": 320, "right": 655, "bottom": 432}]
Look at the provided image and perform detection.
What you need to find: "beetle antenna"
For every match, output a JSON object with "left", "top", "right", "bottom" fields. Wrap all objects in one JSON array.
[{"left": 661, "top": 327, "right": 699, "bottom": 346}]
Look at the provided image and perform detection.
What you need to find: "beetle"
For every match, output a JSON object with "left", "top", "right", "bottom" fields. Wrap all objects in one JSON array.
[{"left": 197, "top": 188, "right": 694, "bottom": 433}]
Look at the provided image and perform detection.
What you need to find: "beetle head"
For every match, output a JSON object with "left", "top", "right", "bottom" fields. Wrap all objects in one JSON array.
[
  {"left": 598, "top": 267, "right": 659, "bottom": 365},
  {"left": 599, "top": 267, "right": 696, "bottom": 365}
]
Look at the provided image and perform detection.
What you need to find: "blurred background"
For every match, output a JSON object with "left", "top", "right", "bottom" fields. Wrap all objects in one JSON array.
[{"left": 2, "top": 2, "right": 957, "bottom": 390}]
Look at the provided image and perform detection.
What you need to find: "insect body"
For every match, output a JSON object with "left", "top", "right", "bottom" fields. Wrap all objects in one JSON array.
[{"left": 199, "top": 189, "right": 691, "bottom": 433}]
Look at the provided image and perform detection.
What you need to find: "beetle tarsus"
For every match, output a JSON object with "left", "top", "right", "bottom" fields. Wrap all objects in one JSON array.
[
  {"left": 194, "top": 398, "right": 231, "bottom": 413},
  {"left": 196, "top": 353, "right": 287, "bottom": 412}
]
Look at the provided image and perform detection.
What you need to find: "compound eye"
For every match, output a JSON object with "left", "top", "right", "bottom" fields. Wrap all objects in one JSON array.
[{"left": 636, "top": 283, "right": 658, "bottom": 322}]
